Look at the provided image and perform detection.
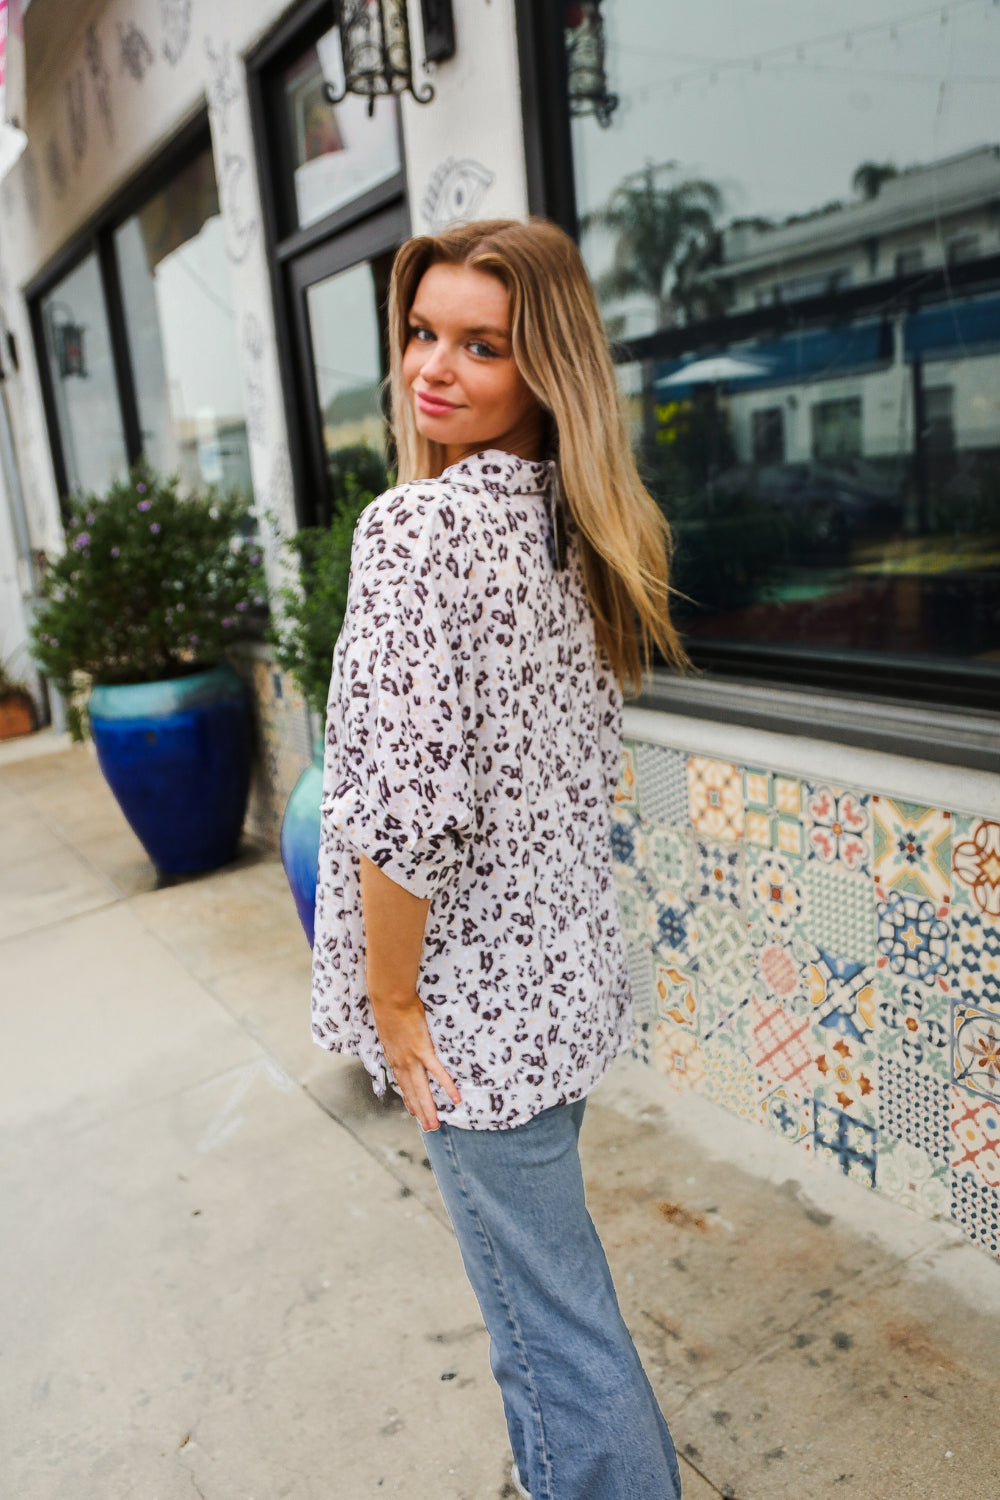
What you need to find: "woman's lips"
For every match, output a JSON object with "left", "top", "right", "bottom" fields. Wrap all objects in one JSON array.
[{"left": 415, "top": 390, "right": 459, "bottom": 415}]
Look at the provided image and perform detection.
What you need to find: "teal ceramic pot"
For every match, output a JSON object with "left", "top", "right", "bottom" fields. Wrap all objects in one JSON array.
[
  {"left": 88, "top": 665, "right": 252, "bottom": 875},
  {"left": 281, "top": 743, "right": 324, "bottom": 946}
]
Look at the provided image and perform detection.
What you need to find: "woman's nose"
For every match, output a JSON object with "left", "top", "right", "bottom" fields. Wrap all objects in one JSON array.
[{"left": 421, "top": 340, "right": 453, "bottom": 381}]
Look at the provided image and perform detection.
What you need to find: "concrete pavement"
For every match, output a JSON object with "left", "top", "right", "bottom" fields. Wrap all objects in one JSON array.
[{"left": 2, "top": 735, "right": 999, "bottom": 1500}]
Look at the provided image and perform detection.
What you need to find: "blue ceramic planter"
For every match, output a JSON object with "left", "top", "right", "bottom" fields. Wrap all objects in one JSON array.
[
  {"left": 281, "top": 744, "right": 323, "bottom": 947},
  {"left": 89, "top": 665, "right": 252, "bottom": 875}
]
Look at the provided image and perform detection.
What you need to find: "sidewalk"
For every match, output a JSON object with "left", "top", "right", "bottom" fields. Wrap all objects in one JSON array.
[{"left": 1, "top": 736, "right": 998, "bottom": 1500}]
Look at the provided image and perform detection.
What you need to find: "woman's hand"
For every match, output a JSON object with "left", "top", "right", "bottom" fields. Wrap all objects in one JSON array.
[
  {"left": 359, "top": 855, "right": 461, "bottom": 1131},
  {"left": 367, "top": 990, "right": 461, "bottom": 1132}
]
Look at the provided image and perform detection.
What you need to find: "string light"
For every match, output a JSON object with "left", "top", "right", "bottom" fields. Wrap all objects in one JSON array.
[{"left": 657, "top": 0, "right": 992, "bottom": 97}]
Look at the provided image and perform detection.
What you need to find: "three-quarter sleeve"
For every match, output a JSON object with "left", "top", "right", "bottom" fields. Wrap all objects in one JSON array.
[{"left": 321, "top": 490, "right": 475, "bottom": 901}]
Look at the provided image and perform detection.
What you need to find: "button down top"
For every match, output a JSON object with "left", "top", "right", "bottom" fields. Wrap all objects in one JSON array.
[{"left": 310, "top": 450, "right": 632, "bottom": 1129}]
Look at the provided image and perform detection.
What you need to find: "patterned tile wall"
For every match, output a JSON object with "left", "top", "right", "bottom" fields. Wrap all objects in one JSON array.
[{"left": 615, "top": 739, "right": 1000, "bottom": 1260}]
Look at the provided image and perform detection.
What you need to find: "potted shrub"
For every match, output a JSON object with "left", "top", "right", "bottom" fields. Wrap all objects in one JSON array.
[
  {"left": 0, "top": 654, "right": 38, "bottom": 741},
  {"left": 30, "top": 465, "right": 266, "bottom": 875},
  {"left": 269, "top": 474, "right": 373, "bottom": 944}
]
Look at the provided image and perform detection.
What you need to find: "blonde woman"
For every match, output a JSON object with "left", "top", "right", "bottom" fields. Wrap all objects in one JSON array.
[{"left": 311, "top": 219, "right": 687, "bottom": 1500}]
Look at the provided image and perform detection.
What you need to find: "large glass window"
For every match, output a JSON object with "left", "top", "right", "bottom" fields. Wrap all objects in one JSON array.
[
  {"left": 40, "top": 254, "right": 128, "bottom": 495},
  {"left": 115, "top": 148, "right": 253, "bottom": 496},
  {"left": 568, "top": 0, "right": 1000, "bottom": 697},
  {"left": 280, "top": 26, "right": 401, "bottom": 231}
]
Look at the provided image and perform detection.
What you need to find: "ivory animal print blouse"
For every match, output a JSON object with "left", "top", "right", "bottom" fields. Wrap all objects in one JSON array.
[{"left": 310, "top": 450, "right": 632, "bottom": 1129}]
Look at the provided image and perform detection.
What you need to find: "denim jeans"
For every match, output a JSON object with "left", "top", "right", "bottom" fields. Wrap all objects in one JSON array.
[{"left": 421, "top": 1099, "right": 682, "bottom": 1500}]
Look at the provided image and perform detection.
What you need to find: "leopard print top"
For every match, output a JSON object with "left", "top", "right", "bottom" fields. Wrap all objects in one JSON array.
[{"left": 310, "top": 450, "right": 632, "bottom": 1129}]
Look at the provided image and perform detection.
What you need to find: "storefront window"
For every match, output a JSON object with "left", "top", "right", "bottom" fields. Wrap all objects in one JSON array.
[
  {"left": 40, "top": 254, "right": 128, "bottom": 496},
  {"left": 114, "top": 149, "right": 253, "bottom": 498},
  {"left": 280, "top": 25, "right": 401, "bottom": 230},
  {"left": 569, "top": 0, "right": 1000, "bottom": 688}
]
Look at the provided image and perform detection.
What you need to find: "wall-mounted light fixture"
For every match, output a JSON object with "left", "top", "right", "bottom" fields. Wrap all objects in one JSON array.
[
  {"left": 565, "top": 1, "right": 618, "bottom": 129},
  {"left": 46, "top": 303, "right": 87, "bottom": 379},
  {"left": 324, "top": 0, "right": 455, "bottom": 118}
]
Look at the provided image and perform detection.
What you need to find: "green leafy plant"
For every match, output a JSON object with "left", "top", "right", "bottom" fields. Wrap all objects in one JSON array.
[
  {"left": 268, "top": 474, "right": 374, "bottom": 718},
  {"left": 30, "top": 464, "right": 266, "bottom": 740}
]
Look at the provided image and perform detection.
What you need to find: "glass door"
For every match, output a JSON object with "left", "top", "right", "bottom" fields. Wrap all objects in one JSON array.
[{"left": 286, "top": 204, "right": 405, "bottom": 527}]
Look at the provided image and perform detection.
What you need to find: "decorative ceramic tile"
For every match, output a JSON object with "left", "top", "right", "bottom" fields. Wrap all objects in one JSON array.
[
  {"left": 803, "top": 783, "right": 872, "bottom": 874},
  {"left": 625, "top": 939, "right": 657, "bottom": 1020},
  {"left": 872, "top": 798, "right": 952, "bottom": 907},
  {"left": 953, "top": 818, "right": 1000, "bottom": 918},
  {"left": 645, "top": 888, "right": 699, "bottom": 967},
  {"left": 876, "top": 971, "right": 950, "bottom": 1080},
  {"left": 950, "top": 1088, "right": 1000, "bottom": 1189},
  {"left": 610, "top": 805, "right": 646, "bottom": 875},
  {"left": 811, "top": 1026, "right": 877, "bottom": 1126},
  {"left": 759, "top": 1079, "right": 812, "bottom": 1144},
  {"left": 875, "top": 890, "right": 949, "bottom": 984},
  {"left": 744, "top": 769, "right": 803, "bottom": 855},
  {"left": 614, "top": 878, "right": 646, "bottom": 946},
  {"left": 696, "top": 905, "right": 749, "bottom": 1003},
  {"left": 799, "top": 859, "right": 875, "bottom": 959},
  {"left": 653, "top": 1021, "right": 706, "bottom": 1090},
  {"left": 700, "top": 1037, "right": 758, "bottom": 1120},
  {"left": 814, "top": 1101, "right": 877, "bottom": 1187},
  {"left": 636, "top": 742, "right": 688, "bottom": 828},
  {"left": 749, "top": 932, "right": 810, "bottom": 1015},
  {"left": 616, "top": 744, "right": 638, "bottom": 808},
  {"left": 631, "top": 1019, "right": 654, "bottom": 1068},
  {"left": 951, "top": 909, "right": 1000, "bottom": 1009},
  {"left": 876, "top": 1136, "right": 950, "bottom": 1218},
  {"left": 686, "top": 756, "right": 744, "bottom": 842},
  {"left": 699, "top": 986, "right": 753, "bottom": 1051},
  {"left": 655, "top": 960, "right": 697, "bottom": 1027},
  {"left": 805, "top": 949, "right": 877, "bottom": 1043},
  {"left": 749, "top": 997, "right": 813, "bottom": 1090},
  {"left": 645, "top": 824, "right": 692, "bottom": 893},
  {"left": 953, "top": 1003, "right": 1000, "bottom": 1103},
  {"left": 693, "top": 839, "right": 743, "bottom": 912},
  {"left": 952, "top": 1169, "right": 1000, "bottom": 1258},
  {"left": 878, "top": 1056, "right": 950, "bottom": 1161},
  {"left": 746, "top": 850, "right": 805, "bottom": 933}
]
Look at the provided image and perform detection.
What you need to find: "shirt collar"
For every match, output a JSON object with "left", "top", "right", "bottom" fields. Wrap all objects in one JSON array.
[{"left": 439, "top": 449, "right": 553, "bottom": 497}]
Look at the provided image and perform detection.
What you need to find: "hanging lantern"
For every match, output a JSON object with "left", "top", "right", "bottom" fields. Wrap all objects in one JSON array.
[
  {"left": 324, "top": 0, "right": 454, "bottom": 118},
  {"left": 47, "top": 305, "right": 87, "bottom": 379},
  {"left": 565, "top": 1, "right": 618, "bottom": 128}
]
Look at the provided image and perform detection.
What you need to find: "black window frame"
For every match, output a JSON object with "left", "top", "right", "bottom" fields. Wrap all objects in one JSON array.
[
  {"left": 515, "top": 0, "right": 1000, "bottom": 762},
  {"left": 246, "top": 0, "right": 409, "bottom": 530},
  {"left": 25, "top": 112, "right": 215, "bottom": 519}
]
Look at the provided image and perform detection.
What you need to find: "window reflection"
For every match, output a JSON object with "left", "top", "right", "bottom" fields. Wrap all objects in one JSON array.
[
  {"left": 115, "top": 149, "right": 253, "bottom": 498},
  {"left": 41, "top": 254, "right": 128, "bottom": 496},
  {"left": 575, "top": 0, "right": 1000, "bottom": 678}
]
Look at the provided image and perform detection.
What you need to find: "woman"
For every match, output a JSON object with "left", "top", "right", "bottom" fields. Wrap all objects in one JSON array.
[{"left": 311, "top": 218, "right": 687, "bottom": 1500}]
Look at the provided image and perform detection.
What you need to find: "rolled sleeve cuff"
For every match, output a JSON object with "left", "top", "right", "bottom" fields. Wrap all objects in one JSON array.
[{"left": 323, "top": 780, "right": 469, "bottom": 900}]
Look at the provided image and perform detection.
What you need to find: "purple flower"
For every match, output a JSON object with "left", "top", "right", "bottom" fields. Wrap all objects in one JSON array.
[
  {"left": 110, "top": 546, "right": 120, "bottom": 557},
  {"left": 150, "top": 523, "right": 161, "bottom": 534},
  {"left": 86, "top": 513, "right": 96, "bottom": 525},
  {"left": 138, "top": 499, "right": 151, "bottom": 512},
  {"left": 221, "top": 617, "right": 232, "bottom": 627},
  {"left": 136, "top": 482, "right": 147, "bottom": 494},
  {"left": 73, "top": 532, "right": 90, "bottom": 550},
  {"left": 189, "top": 634, "right": 199, "bottom": 645},
  {"left": 236, "top": 601, "right": 247, "bottom": 612},
  {"left": 176, "top": 602, "right": 184, "bottom": 612},
  {"left": 250, "top": 554, "right": 261, "bottom": 565}
]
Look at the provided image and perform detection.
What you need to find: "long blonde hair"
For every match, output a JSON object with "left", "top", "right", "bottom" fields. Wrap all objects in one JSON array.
[{"left": 387, "top": 217, "right": 688, "bottom": 690}]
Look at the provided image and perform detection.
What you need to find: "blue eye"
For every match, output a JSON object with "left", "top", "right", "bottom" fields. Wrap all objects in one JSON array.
[
  {"left": 469, "top": 341, "right": 497, "bottom": 358},
  {"left": 409, "top": 326, "right": 434, "bottom": 342}
]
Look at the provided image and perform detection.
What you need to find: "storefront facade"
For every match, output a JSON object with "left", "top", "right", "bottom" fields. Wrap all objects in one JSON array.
[{"left": 0, "top": 0, "right": 997, "bottom": 1257}]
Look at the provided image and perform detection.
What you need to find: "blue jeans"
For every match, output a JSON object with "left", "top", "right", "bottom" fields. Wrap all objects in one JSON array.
[{"left": 421, "top": 1100, "right": 682, "bottom": 1500}]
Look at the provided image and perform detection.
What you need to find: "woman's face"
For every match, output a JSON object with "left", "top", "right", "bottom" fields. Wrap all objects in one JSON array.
[{"left": 402, "top": 262, "right": 544, "bottom": 467}]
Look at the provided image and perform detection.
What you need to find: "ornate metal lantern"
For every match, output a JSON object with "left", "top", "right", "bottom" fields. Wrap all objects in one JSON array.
[
  {"left": 47, "top": 305, "right": 87, "bottom": 378},
  {"left": 565, "top": 1, "right": 618, "bottom": 128},
  {"left": 324, "top": 0, "right": 455, "bottom": 117}
]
